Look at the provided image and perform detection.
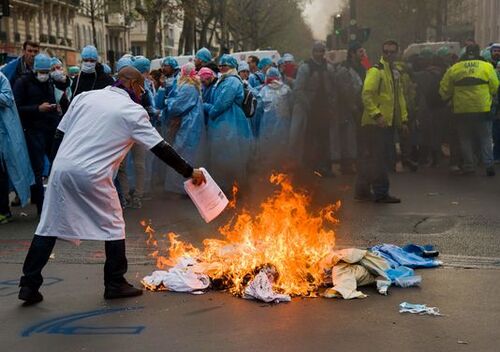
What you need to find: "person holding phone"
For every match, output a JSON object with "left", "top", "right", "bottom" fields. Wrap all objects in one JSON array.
[{"left": 13, "top": 53, "right": 65, "bottom": 215}]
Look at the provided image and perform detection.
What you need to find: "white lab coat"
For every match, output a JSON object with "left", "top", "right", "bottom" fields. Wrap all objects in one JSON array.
[{"left": 36, "top": 87, "right": 163, "bottom": 242}]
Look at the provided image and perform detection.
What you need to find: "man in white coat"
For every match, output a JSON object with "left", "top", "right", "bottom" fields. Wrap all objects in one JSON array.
[{"left": 19, "top": 67, "right": 206, "bottom": 304}]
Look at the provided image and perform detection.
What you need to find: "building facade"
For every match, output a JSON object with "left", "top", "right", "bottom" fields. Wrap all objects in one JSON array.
[
  {"left": 0, "top": 0, "right": 80, "bottom": 65},
  {"left": 130, "top": 17, "right": 181, "bottom": 58},
  {"left": 474, "top": 0, "right": 500, "bottom": 46}
]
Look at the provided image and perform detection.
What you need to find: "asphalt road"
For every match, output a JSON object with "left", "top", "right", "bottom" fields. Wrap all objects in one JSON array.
[{"left": 0, "top": 167, "right": 499, "bottom": 351}]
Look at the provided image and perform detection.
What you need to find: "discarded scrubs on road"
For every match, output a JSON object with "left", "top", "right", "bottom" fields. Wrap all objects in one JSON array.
[
  {"left": 399, "top": 302, "right": 442, "bottom": 316},
  {"left": 163, "top": 81, "right": 206, "bottom": 194},
  {"left": 243, "top": 269, "right": 291, "bottom": 303},
  {"left": 204, "top": 71, "right": 253, "bottom": 192},
  {"left": 142, "top": 258, "right": 210, "bottom": 293},
  {"left": 371, "top": 244, "right": 442, "bottom": 268},
  {"left": 322, "top": 248, "right": 392, "bottom": 299}
]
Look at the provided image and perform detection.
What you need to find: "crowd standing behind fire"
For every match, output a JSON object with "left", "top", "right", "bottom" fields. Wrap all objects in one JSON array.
[{"left": 1, "top": 38, "right": 500, "bottom": 223}]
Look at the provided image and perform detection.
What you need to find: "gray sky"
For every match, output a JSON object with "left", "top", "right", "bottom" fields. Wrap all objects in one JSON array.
[{"left": 304, "top": 0, "right": 344, "bottom": 40}]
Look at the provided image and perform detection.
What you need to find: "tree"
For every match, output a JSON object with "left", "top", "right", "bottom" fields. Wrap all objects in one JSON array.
[
  {"left": 135, "top": 0, "right": 182, "bottom": 58},
  {"left": 80, "top": 0, "right": 106, "bottom": 50}
]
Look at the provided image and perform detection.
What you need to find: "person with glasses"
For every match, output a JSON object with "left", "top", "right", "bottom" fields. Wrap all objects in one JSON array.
[
  {"left": 70, "top": 45, "right": 114, "bottom": 99},
  {"left": 355, "top": 39, "right": 408, "bottom": 204},
  {"left": 18, "top": 66, "right": 206, "bottom": 304},
  {"left": 203, "top": 54, "right": 253, "bottom": 192},
  {"left": 1, "top": 40, "right": 40, "bottom": 86}
]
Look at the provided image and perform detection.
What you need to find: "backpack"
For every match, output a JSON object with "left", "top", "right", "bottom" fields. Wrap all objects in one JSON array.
[{"left": 241, "top": 81, "right": 258, "bottom": 118}]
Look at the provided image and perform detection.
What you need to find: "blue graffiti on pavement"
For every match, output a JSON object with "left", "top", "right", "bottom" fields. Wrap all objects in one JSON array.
[
  {"left": 21, "top": 306, "right": 145, "bottom": 337},
  {"left": 0, "top": 277, "right": 63, "bottom": 297}
]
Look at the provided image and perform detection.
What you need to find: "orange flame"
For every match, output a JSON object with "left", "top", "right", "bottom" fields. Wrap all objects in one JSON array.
[{"left": 142, "top": 173, "right": 340, "bottom": 297}]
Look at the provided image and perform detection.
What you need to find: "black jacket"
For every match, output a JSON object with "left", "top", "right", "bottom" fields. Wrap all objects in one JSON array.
[
  {"left": 13, "top": 72, "right": 62, "bottom": 132},
  {"left": 71, "top": 62, "right": 114, "bottom": 99}
]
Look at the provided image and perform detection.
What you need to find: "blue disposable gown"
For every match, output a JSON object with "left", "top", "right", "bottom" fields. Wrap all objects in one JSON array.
[
  {"left": 203, "top": 74, "right": 253, "bottom": 191},
  {"left": 164, "top": 83, "right": 206, "bottom": 194},
  {"left": 248, "top": 72, "right": 265, "bottom": 90},
  {"left": 0, "top": 72, "right": 34, "bottom": 206},
  {"left": 256, "top": 81, "right": 293, "bottom": 170}
]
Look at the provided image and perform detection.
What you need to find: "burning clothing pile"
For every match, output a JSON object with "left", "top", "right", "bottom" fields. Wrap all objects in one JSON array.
[{"left": 141, "top": 174, "right": 441, "bottom": 303}]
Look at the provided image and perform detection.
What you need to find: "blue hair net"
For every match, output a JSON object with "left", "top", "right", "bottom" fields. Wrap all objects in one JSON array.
[
  {"left": 219, "top": 54, "right": 238, "bottom": 68},
  {"left": 34, "top": 54, "right": 52, "bottom": 71},
  {"left": 81, "top": 45, "right": 98, "bottom": 60},
  {"left": 102, "top": 63, "right": 112, "bottom": 74},
  {"left": 277, "top": 58, "right": 285, "bottom": 66},
  {"left": 283, "top": 53, "right": 294, "bottom": 62},
  {"left": 162, "top": 56, "right": 179, "bottom": 70},
  {"left": 195, "top": 47, "right": 212, "bottom": 63},
  {"left": 133, "top": 56, "right": 151, "bottom": 73},
  {"left": 116, "top": 57, "right": 134, "bottom": 72},
  {"left": 50, "top": 57, "right": 62, "bottom": 67},
  {"left": 266, "top": 67, "right": 281, "bottom": 79},
  {"left": 238, "top": 61, "right": 250, "bottom": 72},
  {"left": 257, "top": 57, "right": 273, "bottom": 70}
]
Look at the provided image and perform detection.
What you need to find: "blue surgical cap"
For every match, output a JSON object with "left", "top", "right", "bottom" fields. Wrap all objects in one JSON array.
[
  {"left": 162, "top": 56, "right": 179, "bottom": 70},
  {"left": 34, "top": 54, "right": 52, "bottom": 71},
  {"left": 81, "top": 45, "right": 98, "bottom": 60},
  {"left": 258, "top": 57, "right": 273, "bottom": 70},
  {"left": 196, "top": 47, "right": 212, "bottom": 63},
  {"left": 133, "top": 56, "right": 151, "bottom": 73},
  {"left": 283, "top": 53, "right": 295, "bottom": 62},
  {"left": 102, "top": 63, "right": 112, "bottom": 74},
  {"left": 266, "top": 67, "right": 281, "bottom": 80},
  {"left": 219, "top": 54, "right": 238, "bottom": 69},
  {"left": 116, "top": 57, "right": 133, "bottom": 72},
  {"left": 50, "top": 57, "right": 62, "bottom": 67},
  {"left": 277, "top": 58, "right": 285, "bottom": 66},
  {"left": 238, "top": 61, "right": 250, "bottom": 72}
]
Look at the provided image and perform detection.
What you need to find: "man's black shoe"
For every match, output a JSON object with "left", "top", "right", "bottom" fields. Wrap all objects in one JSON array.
[
  {"left": 104, "top": 282, "right": 143, "bottom": 299},
  {"left": 486, "top": 166, "right": 496, "bottom": 177},
  {"left": 354, "top": 194, "right": 373, "bottom": 202},
  {"left": 18, "top": 286, "right": 43, "bottom": 304},
  {"left": 375, "top": 195, "right": 401, "bottom": 204}
]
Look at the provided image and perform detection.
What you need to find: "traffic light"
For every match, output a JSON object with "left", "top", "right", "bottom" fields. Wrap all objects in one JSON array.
[
  {"left": 334, "top": 14, "right": 342, "bottom": 36},
  {"left": 1, "top": 0, "right": 10, "bottom": 18}
]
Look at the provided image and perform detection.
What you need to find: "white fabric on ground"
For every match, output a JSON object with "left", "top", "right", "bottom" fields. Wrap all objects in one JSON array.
[{"left": 243, "top": 271, "right": 291, "bottom": 303}]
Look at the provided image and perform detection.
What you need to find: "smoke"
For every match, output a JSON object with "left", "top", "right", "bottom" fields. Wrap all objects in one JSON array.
[{"left": 304, "top": 0, "right": 344, "bottom": 40}]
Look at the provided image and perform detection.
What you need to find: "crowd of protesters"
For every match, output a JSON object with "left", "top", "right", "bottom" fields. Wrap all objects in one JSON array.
[{"left": 1, "top": 37, "right": 500, "bottom": 223}]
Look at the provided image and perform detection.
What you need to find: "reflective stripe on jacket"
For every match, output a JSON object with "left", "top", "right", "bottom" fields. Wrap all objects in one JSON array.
[{"left": 439, "top": 59, "right": 499, "bottom": 114}]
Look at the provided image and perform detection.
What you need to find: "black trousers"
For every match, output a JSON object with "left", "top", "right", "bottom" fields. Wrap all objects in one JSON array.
[
  {"left": 0, "top": 158, "right": 10, "bottom": 215},
  {"left": 355, "top": 125, "right": 392, "bottom": 200},
  {"left": 20, "top": 235, "right": 128, "bottom": 290}
]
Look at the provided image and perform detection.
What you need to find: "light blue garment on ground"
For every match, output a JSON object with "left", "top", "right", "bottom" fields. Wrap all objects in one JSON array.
[
  {"left": 203, "top": 74, "right": 253, "bottom": 191},
  {"left": 371, "top": 244, "right": 442, "bottom": 268},
  {"left": 0, "top": 73, "right": 34, "bottom": 206},
  {"left": 164, "top": 83, "right": 206, "bottom": 194},
  {"left": 256, "top": 81, "right": 292, "bottom": 169}
]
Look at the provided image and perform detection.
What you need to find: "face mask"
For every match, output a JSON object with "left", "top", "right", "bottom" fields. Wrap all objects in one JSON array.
[
  {"left": 36, "top": 73, "right": 49, "bottom": 83},
  {"left": 81, "top": 61, "right": 96, "bottom": 73},
  {"left": 50, "top": 70, "right": 66, "bottom": 82}
]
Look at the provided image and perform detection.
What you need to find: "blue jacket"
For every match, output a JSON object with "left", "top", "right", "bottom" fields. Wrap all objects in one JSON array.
[
  {"left": 164, "top": 83, "right": 206, "bottom": 193},
  {"left": 0, "top": 73, "right": 34, "bottom": 206},
  {"left": 203, "top": 74, "right": 253, "bottom": 191},
  {"left": 248, "top": 72, "right": 265, "bottom": 90},
  {"left": 0, "top": 57, "right": 30, "bottom": 87}
]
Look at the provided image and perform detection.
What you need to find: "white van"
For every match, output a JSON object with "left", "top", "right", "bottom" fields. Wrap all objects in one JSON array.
[
  {"left": 230, "top": 50, "right": 281, "bottom": 64},
  {"left": 150, "top": 55, "right": 195, "bottom": 71}
]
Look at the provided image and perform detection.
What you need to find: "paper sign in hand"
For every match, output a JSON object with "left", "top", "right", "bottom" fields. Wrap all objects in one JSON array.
[{"left": 184, "top": 168, "right": 228, "bottom": 223}]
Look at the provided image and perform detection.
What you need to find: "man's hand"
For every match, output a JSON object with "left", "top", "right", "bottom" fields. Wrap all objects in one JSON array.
[
  {"left": 38, "top": 102, "right": 53, "bottom": 112},
  {"left": 375, "top": 115, "right": 387, "bottom": 128},
  {"left": 191, "top": 168, "right": 207, "bottom": 186}
]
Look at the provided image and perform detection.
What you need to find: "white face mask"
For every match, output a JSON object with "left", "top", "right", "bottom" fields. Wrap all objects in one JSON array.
[
  {"left": 81, "top": 61, "right": 96, "bottom": 73},
  {"left": 50, "top": 69, "right": 66, "bottom": 82},
  {"left": 36, "top": 73, "right": 50, "bottom": 83}
]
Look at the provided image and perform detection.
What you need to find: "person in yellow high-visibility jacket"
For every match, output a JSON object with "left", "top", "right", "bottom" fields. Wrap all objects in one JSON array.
[
  {"left": 355, "top": 40, "right": 408, "bottom": 204},
  {"left": 439, "top": 44, "right": 500, "bottom": 176}
]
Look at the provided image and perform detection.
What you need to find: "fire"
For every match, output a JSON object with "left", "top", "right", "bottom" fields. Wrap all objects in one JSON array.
[{"left": 142, "top": 174, "right": 340, "bottom": 297}]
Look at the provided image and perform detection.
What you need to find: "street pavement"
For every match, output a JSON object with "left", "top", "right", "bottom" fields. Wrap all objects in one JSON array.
[{"left": 1, "top": 167, "right": 499, "bottom": 351}]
